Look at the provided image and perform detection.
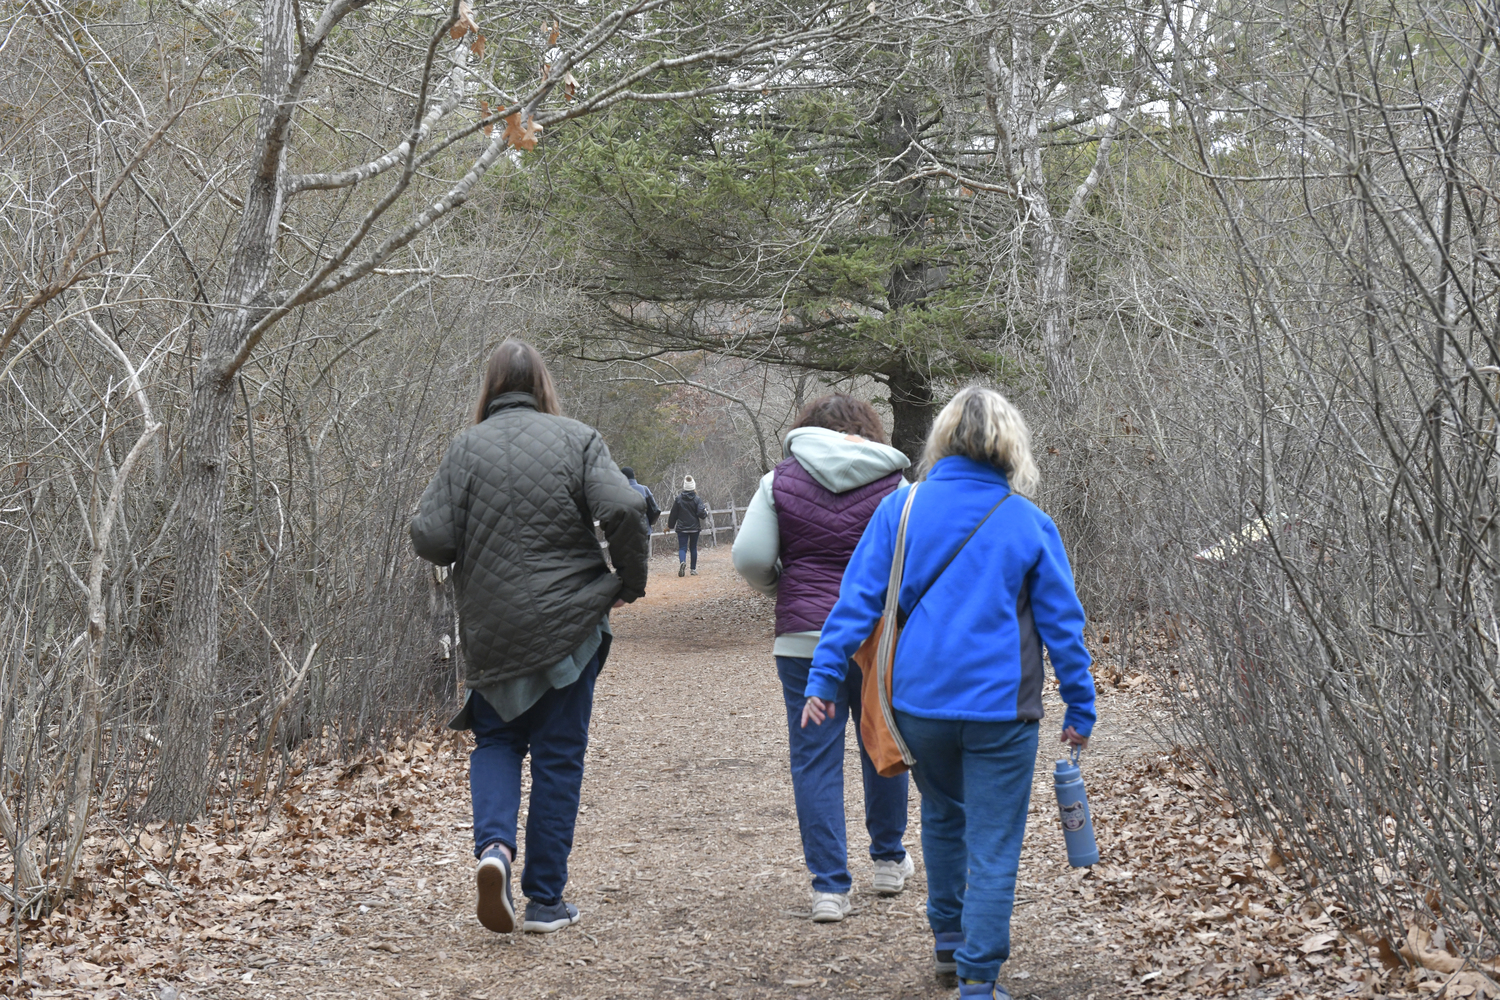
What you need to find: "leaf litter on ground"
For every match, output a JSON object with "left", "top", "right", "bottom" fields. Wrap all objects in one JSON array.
[{"left": 1, "top": 561, "right": 1487, "bottom": 999}]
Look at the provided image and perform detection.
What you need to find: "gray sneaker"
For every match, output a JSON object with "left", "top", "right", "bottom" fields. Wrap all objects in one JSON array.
[
  {"left": 475, "top": 844, "right": 515, "bottom": 933},
  {"left": 872, "top": 854, "right": 915, "bottom": 894},
  {"left": 810, "top": 891, "right": 851, "bottom": 923},
  {"left": 522, "top": 900, "right": 580, "bottom": 933}
]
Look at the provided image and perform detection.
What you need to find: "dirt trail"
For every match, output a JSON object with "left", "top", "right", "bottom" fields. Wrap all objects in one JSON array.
[
  {"left": 187, "top": 552, "right": 1151, "bottom": 1000},
  {"left": 12, "top": 550, "right": 1415, "bottom": 1000},
  {"left": 13, "top": 551, "right": 1189, "bottom": 1000}
]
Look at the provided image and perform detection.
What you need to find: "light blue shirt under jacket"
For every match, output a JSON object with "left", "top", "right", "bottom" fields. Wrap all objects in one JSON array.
[{"left": 805, "top": 455, "right": 1097, "bottom": 736}]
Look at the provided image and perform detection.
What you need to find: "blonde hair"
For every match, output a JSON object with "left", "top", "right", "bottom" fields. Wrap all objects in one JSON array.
[{"left": 919, "top": 386, "right": 1040, "bottom": 494}]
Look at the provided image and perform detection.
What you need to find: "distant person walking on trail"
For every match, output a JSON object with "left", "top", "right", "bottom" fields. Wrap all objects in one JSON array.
[
  {"left": 731, "top": 394, "right": 914, "bottom": 923},
  {"left": 801, "top": 387, "right": 1096, "bottom": 999},
  {"left": 409, "top": 340, "right": 648, "bottom": 937},
  {"left": 667, "top": 476, "right": 710, "bottom": 577},
  {"left": 619, "top": 467, "right": 661, "bottom": 536}
]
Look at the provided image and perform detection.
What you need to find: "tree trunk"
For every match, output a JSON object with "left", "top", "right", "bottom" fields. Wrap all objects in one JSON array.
[
  {"left": 889, "top": 364, "right": 935, "bottom": 465},
  {"left": 877, "top": 95, "right": 937, "bottom": 464},
  {"left": 1036, "top": 226, "right": 1081, "bottom": 413},
  {"left": 1011, "top": 12, "right": 1084, "bottom": 414},
  {"left": 145, "top": 0, "right": 295, "bottom": 821},
  {"left": 144, "top": 376, "right": 237, "bottom": 819}
]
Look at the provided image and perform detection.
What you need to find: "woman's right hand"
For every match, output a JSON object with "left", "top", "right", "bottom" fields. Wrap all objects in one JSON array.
[
  {"left": 1061, "top": 726, "right": 1089, "bottom": 749},
  {"left": 800, "top": 697, "right": 832, "bottom": 728}
]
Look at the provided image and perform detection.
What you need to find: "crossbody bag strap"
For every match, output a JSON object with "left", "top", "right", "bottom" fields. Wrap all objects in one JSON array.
[
  {"left": 896, "top": 491, "right": 1013, "bottom": 629},
  {"left": 876, "top": 483, "right": 921, "bottom": 767},
  {"left": 882, "top": 484, "right": 920, "bottom": 619}
]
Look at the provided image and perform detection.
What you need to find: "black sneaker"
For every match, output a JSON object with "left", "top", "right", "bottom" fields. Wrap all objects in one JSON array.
[
  {"left": 475, "top": 843, "right": 515, "bottom": 933},
  {"left": 522, "top": 900, "right": 580, "bottom": 933},
  {"left": 678, "top": 561, "right": 686, "bottom": 577},
  {"left": 934, "top": 931, "right": 963, "bottom": 981}
]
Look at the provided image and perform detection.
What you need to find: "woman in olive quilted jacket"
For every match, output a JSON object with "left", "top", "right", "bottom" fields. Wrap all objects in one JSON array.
[{"left": 410, "top": 340, "right": 648, "bottom": 937}]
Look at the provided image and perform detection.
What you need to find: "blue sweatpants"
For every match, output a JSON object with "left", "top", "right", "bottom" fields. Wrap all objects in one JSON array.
[
  {"left": 777, "top": 656, "right": 909, "bottom": 893},
  {"left": 896, "top": 712, "right": 1039, "bottom": 983},
  {"left": 468, "top": 652, "right": 601, "bottom": 905}
]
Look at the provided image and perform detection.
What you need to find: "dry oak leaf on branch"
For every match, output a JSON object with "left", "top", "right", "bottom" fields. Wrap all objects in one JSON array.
[
  {"left": 503, "top": 112, "right": 542, "bottom": 150},
  {"left": 449, "top": 0, "right": 479, "bottom": 39},
  {"left": 449, "top": 0, "right": 484, "bottom": 55}
]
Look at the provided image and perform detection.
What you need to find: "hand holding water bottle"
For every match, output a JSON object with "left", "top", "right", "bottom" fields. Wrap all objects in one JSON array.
[
  {"left": 1054, "top": 734, "right": 1100, "bottom": 867},
  {"left": 1060, "top": 725, "right": 1088, "bottom": 749}
]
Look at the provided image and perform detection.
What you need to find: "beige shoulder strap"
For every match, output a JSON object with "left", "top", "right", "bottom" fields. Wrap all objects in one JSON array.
[{"left": 876, "top": 484, "right": 920, "bottom": 768}]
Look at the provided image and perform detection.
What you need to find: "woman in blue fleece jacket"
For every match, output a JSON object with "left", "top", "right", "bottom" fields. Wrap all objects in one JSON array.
[{"left": 801, "top": 386, "right": 1096, "bottom": 1000}]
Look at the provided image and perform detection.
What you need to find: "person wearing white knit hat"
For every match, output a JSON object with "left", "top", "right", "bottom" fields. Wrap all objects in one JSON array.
[{"left": 667, "top": 476, "right": 710, "bottom": 576}]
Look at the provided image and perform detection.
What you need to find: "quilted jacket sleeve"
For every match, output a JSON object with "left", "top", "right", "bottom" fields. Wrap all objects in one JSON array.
[
  {"left": 583, "top": 431, "right": 649, "bottom": 602},
  {"left": 410, "top": 443, "right": 460, "bottom": 566}
]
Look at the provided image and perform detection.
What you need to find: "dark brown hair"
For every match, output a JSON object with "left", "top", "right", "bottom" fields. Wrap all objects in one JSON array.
[
  {"left": 790, "top": 393, "right": 887, "bottom": 444},
  {"left": 473, "top": 340, "right": 561, "bottom": 423}
]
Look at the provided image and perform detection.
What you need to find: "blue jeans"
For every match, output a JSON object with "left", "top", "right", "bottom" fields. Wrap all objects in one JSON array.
[
  {"left": 677, "top": 531, "right": 699, "bottom": 568},
  {"left": 777, "top": 656, "right": 909, "bottom": 893},
  {"left": 468, "top": 652, "right": 601, "bottom": 905},
  {"left": 896, "top": 712, "right": 1038, "bottom": 982}
]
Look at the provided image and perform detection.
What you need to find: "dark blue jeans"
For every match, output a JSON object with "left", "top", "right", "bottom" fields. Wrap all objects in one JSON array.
[
  {"left": 897, "top": 712, "right": 1039, "bottom": 983},
  {"left": 777, "top": 656, "right": 909, "bottom": 893},
  {"left": 469, "top": 652, "right": 601, "bottom": 905},
  {"left": 677, "top": 531, "right": 700, "bottom": 569}
]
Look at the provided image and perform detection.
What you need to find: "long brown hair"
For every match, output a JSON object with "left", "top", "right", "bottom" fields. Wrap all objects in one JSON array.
[
  {"left": 473, "top": 340, "right": 561, "bottom": 423},
  {"left": 790, "top": 393, "right": 887, "bottom": 444}
]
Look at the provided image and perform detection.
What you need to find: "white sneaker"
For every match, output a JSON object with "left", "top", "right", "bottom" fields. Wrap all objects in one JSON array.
[
  {"left": 810, "top": 891, "right": 851, "bottom": 923},
  {"left": 871, "top": 854, "right": 915, "bottom": 895}
]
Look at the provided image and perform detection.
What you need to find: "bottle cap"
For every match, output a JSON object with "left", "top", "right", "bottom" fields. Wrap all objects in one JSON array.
[{"left": 1054, "top": 744, "right": 1083, "bottom": 776}]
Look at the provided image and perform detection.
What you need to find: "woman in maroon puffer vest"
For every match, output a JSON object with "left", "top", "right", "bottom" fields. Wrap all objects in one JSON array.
[{"left": 732, "top": 394, "right": 913, "bottom": 923}]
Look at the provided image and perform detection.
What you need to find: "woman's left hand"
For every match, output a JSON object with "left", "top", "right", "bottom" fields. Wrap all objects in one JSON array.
[
  {"left": 1061, "top": 726, "right": 1089, "bottom": 749},
  {"left": 801, "top": 697, "right": 832, "bottom": 728}
]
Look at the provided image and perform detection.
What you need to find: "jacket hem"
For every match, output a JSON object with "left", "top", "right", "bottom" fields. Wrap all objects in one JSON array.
[{"left": 889, "top": 698, "right": 1095, "bottom": 728}]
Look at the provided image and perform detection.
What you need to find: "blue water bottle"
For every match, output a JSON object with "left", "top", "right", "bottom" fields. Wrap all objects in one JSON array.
[{"left": 1054, "top": 745, "right": 1099, "bottom": 867}]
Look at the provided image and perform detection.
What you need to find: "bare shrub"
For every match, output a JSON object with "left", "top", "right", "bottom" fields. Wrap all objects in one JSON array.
[{"left": 1119, "top": 0, "right": 1500, "bottom": 963}]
